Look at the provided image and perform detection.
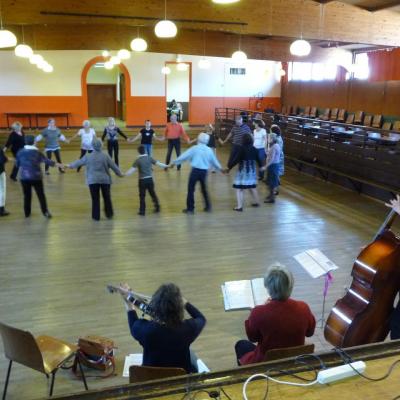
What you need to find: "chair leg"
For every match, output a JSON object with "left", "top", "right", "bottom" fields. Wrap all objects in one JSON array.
[
  {"left": 76, "top": 357, "right": 88, "bottom": 391},
  {"left": 49, "top": 372, "right": 56, "bottom": 397},
  {"left": 2, "top": 360, "right": 12, "bottom": 400}
]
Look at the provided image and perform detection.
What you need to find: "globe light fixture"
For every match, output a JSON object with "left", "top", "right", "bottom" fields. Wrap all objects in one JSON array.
[
  {"left": 161, "top": 66, "right": 171, "bottom": 75},
  {"left": 290, "top": 39, "right": 311, "bottom": 57},
  {"left": 14, "top": 43, "right": 33, "bottom": 58},
  {"left": 155, "top": 20, "right": 177, "bottom": 38},
  {"left": 130, "top": 37, "right": 148, "bottom": 52},
  {"left": 104, "top": 61, "right": 114, "bottom": 70},
  {"left": 198, "top": 58, "right": 211, "bottom": 69},
  {"left": 110, "top": 56, "right": 121, "bottom": 65},
  {"left": 42, "top": 63, "right": 54, "bottom": 73},
  {"left": 231, "top": 50, "right": 247, "bottom": 62},
  {"left": 37, "top": 59, "right": 48, "bottom": 69},
  {"left": 102, "top": 50, "right": 110, "bottom": 57},
  {"left": 176, "top": 62, "right": 188, "bottom": 71},
  {"left": 118, "top": 49, "right": 131, "bottom": 60},
  {"left": 29, "top": 54, "right": 44, "bottom": 65},
  {"left": 0, "top": 28, "right": 17, "bottom": 48}
]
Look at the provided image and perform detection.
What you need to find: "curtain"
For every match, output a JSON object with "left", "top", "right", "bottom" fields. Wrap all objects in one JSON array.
[{"left": 368, "top": 49, "right": 400, "bottom": 81}]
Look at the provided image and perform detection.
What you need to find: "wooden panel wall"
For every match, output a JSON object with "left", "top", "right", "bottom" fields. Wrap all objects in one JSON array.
[{"left": 282, "top": 80, "right": 400, "bottom": 117}]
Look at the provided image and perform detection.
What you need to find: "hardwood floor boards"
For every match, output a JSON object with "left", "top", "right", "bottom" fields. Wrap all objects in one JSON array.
[{"left": 0, "top": 144, "right": 394, "bottom": 399}]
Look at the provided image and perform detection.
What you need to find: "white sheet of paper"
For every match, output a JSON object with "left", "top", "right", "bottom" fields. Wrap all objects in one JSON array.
[
  {"left": 123, "top": 353, "right": 143, "bottom": 378},
  {"left": 222, "top": 280, "right": 255, "bottom": 310},
  {"left": 294, "top": 249, "right": 339, "bottom": 278},
  {"left": 251, "top": 278, "right": 268, "bottom": 306},
  {"left": 306, "top": 248, "right": 339, "bottom": 272}
]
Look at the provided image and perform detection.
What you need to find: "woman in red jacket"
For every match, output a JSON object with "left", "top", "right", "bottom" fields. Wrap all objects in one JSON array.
[{"left": 235, "top": 265, "right": 316, "bottom": 365}]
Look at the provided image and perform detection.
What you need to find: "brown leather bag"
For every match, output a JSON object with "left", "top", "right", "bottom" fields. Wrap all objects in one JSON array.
[{"left": 77, "top": 335, "right": 116, "bottom": 373}]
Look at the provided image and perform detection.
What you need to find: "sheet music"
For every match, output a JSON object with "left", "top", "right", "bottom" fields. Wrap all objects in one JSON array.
[
  {"left": 222, "top": 280, "right": 255, "bottom": 310},
  {"left": 251, "top": 278, "right": 268, "bottom": 306},
  {"left": 123, "top": 353, "right": 143, "bottom": 377},
  {"left": 294, "top": 248, "right": 339, "bottom": 279}
]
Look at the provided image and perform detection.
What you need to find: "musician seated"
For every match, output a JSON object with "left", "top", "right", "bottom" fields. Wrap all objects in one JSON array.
[
  {"left": 121, "top": 283, "right": 206, "bottom": 373},
  {"left": 234, "top": 265, "right": 316, "bottom": 365}
]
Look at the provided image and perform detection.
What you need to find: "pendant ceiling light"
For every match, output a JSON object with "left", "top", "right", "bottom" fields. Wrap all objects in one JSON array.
[
  {"left": 15, "top": 26, "right": 33, "bottom": 58},
  {"left": 290, "top": 39, "right": 311, "bottom": 57},
  {"left": 29, "top": 54, "right": 43, "bottom": 65},
  {"left": 102, "top": 50, "right": 110, "bottom": 57},
  {"left": 104, "top": 61, "right": 114, "bottom": 70},
  {"left": 290, "top": 0, "right": 311, "bottom": 57},
  {"left": 0, "top": 0, "right": 17, "bottom": 49},
  {"left": 42, "top": 63, "right": 54, "bottom": 73},
  {"left": 198, "top": 29, "right": 211, "bottom": 69},
  {"left": 155, "top": 0, "right": 177, "bottom": 38},
  {"left": 131, "top": 27, "right": 147, "bottom": 52},
  {"left": 118, "top": 49, "right": 131, "bottom": 60},
  {"left": 110, "top": 56, "right": 121, "bottom": 65},
  {"left": 161, "top": 66, "right": 171, "bottom": 75},
  {"left": 231, "top": 32, "right": 247, "bottom": 62}
]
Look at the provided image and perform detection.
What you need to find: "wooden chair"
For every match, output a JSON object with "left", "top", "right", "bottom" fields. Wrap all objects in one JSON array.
[
  {"left": 290, "top": 105, "right": 297, "bottom": 115},
  {"left": 263, "top": 344, "right": 315, "bottom": 362},
  {"left": 382, "top": 121, "right": 392, "bottom": 130},
  {"left": 0, "top": 322, "right": 88, "bottom": 398},
  {"left": 301, "top": 106, "right": 311, "bottom": 117},
  {"left": 363, "top": 115, "right": 372, "bottom": 127},
  {"left": 330, "top": 108, "right": 339, "bottom": 121},
  {"left": 372, "top": 114, "right": 382, "bottom": 128},
  {"left": 337, "top": 109, "right": 346, "bottom": 122},
  {"left": 320, "top": 108, "right": 330, "bottom": 121},
  {"left": 281, "top": 105, "right": 287, "bottom": 115},
  {"left": 354, "top": 111, "right": 364, "bottom": 125},
  {"left": 346, "top": 114, "right": 355, "bottom": 124},
  {"left": 393, "top": 121, "right": 400, "bottom": 132},
  {"left": 129, "top": 365, "right": 186, "bottom": 384},
  {"left": 309, "top": 107, "right": 317, "bottom": 118}
]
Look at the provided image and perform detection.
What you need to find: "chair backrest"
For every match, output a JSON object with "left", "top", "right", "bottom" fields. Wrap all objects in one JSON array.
[
  {"left": 393, "top": 121, "right": 400, "bottom": 132},
  {"left": 322, "top": 108, "right": 330, "bottom": 117},
  {"left": 337, "top": 109, "right": 346, "bottom": 120},
  {"left": 354, "top": 111, "right": 364, "bottom": 124},
  {"left": 0, "top": 322, "right": 45, "bottom": 373},
  {"left": 129, "top": 365, "right": 186, "bottom": 384},
  {"left": 363, "top": 115, "right": 372, "bottom": 127},
  {"left": 263, "top": 343, "right": 315, "bottom": 362},
  {"left": 346, "top": 114, "right": 355, "bottom": 124},
  {"left": 303, "top": 106, "right": 311, "bottom": 116},
  {"left": 281, "top": 105, "right": 287, "bottom": 115},
  {"left": 310, "top": 107, "right": 317, "bottom": 118},
  {"left": 382, "top": 121, "right": 392, "bottom": 130},
  {"left": 330, "top": 108, "right": 339, "bottom": 119},
  {"left": 372, "top": 114, "right": 382, "bottom": 128}
]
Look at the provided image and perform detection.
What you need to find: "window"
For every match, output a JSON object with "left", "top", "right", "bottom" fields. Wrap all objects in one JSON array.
[
  {"left": 230, "top": 68, "right": 246, "bottom": 75},
  {"left": 353, "top": 53, "right": 369, "bottom": 80},
  {"left": 288, "top": 62, "right": 337, "bottom": 81}
]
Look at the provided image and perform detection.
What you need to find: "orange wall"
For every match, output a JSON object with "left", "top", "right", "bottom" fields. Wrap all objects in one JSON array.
[{"left": 0, "top": 95, "right": 281, "bottom": 128}]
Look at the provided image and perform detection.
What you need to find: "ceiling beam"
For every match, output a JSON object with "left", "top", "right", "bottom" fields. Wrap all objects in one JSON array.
[{"left": 362, "top": 1, "right": 400, "bottom": 12}]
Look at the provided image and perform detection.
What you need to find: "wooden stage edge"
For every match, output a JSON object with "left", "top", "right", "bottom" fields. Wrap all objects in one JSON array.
[{"left": 54, "top": 340, "right": 400, "bottom": 400}]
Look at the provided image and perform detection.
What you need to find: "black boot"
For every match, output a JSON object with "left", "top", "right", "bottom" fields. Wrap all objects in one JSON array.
[{"left": 0, "top": 206, "right": 10, "bottom": 216}]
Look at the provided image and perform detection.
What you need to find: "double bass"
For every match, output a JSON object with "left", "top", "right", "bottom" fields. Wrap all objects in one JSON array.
[{"left": 324, "top": 209, "right": 400, "bottom": 347}]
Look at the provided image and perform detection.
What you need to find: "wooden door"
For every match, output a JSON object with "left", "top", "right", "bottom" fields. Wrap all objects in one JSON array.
[
  {"left": 118, "top": 73, "right": 126, "bottom": 121},
  {"left": 87, "top": 84, "right": 116, "bottom": 118}
]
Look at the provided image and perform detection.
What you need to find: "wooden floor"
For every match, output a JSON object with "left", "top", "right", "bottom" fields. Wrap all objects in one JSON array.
[{"left": 0, "top": 144, "right": 395, "bottom": 399}]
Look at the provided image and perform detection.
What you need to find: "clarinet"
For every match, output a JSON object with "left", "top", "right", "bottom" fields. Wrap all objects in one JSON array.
[{"left": 106, "top": 285, "right": 155, "bottom": 318}]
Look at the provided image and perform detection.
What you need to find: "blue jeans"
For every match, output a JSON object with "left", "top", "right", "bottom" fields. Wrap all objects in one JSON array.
[
  {"left": 166, "top": 139, "right": 181, "bottom": 170},
  {"left": 256, "top": 148, "right": 266, "bottom": 179},
  {"left": 143, "top": 144, "right": 152, "bottom": 156},
  {"left": 187, "top": 168, "right": 210, "bottom": 211}
]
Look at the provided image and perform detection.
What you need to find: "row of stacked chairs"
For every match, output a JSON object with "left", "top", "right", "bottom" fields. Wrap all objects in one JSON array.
[{"left": 281, "top": 105, "right": 400, "bottom": 131}]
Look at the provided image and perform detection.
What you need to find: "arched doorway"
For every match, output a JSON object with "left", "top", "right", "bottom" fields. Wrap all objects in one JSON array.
[{"left": 81, "top": 56, "right": 131, "bottom": 123}]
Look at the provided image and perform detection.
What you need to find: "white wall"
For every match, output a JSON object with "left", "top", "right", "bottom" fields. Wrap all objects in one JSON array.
[
  {"left": 0, "top": 50, "right": 296, "bottom": 98},
  {"left": 87, "top": 66, "right": 119, "bottom": 84},
  {"left": 166, "top": 64, "right": 189, "bottom": 102}
]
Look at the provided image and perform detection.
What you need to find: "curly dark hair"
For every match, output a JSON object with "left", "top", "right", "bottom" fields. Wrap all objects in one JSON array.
[
  {"left": 270, "top": 124, "right": 281, "bottom": 136},
  {"left": 149, "top": 283, "right": 184, "bottom": 328}
]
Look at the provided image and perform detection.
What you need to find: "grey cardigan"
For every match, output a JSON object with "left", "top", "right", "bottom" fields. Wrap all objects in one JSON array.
[{"left": 69, "top": 151, "right": 123, "bottom": 185}]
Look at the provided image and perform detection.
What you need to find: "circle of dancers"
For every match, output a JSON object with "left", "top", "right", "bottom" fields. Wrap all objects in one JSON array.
[{"left": 0, "top": 113, "right": 284, "bottom": 219}]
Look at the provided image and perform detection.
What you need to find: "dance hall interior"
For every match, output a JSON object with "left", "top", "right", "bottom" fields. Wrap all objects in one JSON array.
[{"left": 2, "top": 1, "right": 400, "bottom": 399}]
